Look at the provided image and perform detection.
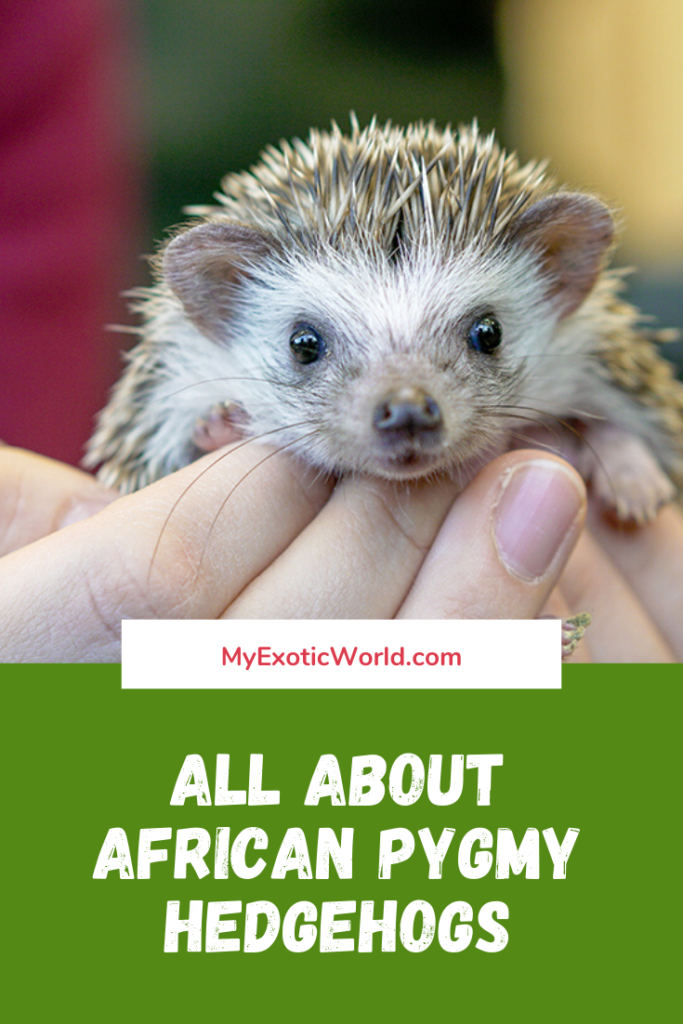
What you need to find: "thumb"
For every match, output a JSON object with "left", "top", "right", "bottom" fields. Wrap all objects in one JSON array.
[{"left": 398, "top": 451, "right": 587, "bottom": 619}]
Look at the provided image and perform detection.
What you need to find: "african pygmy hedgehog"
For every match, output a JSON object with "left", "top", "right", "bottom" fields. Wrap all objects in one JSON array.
[{"left": 86, "top": 117, "right": 683, "bottom": 523}]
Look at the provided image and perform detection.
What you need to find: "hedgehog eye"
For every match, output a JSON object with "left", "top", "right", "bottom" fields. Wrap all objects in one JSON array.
[
  {"left": 290, "top": 325, "right": 325, "bottom": 365},
  {"left": 468, "top": 315, "right": 502, "bottom": 354}
]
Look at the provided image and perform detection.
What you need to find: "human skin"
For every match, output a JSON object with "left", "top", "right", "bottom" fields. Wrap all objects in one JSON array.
[{"left": 0, "top": 442, "right": 679, "bottom": 662}]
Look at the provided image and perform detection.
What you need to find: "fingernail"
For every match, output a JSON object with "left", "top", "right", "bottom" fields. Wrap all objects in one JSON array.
[
  {"left": 58, "top": 493, "right": 118, "bottom": 529},
  {"left": 494, "top": 460, "right": 585, "bottom": 581}
]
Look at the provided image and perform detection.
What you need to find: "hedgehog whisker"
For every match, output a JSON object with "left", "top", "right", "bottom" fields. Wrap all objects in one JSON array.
[
  {"left": 148, "top": 419, "right": 322, "bottom": 583},
  {"left": 164, "top": 375, "right": 314, "bottom": 399},
  {"left": 506, "top": 430, "right": 565, "bottom": 459},
  {"left": 474, "top": 404, "right": 551, "bottom": 425},
  {"left": 481, "top": 402, "right": 592, "bottom": 424},
  {"left": 473, "top": 408, "right": 571, "bottom": 447},
  {"left": 503, "top": 401, "right": 605, "bottom": 423},
  {"left": 193, "top": 427, "right": 324, "bottom": 589},
  {"left": 518, "top": 352, "right": 605, "bottom": 359}
]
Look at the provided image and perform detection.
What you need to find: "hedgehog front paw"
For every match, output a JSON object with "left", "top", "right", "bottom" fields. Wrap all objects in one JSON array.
[
  {"left": 593, "top": 461, "right": 675, "bottom": 523},
  {"left": 192, "top": 402, "right": 247, "bottom": 452},
  {"left": 581, "top": 424, "right": 676, "bottom": 523}
]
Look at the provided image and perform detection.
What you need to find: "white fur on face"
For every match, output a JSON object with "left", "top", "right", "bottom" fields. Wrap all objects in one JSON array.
[
  {"left": 111, "top": 223, "right": 674, "bottom": 492},
  {"left": 90, "top": 230, "right": 683, "bottom": 494},
  {"left": 213, "top": 239, "right": 561, "bottom": 476}
]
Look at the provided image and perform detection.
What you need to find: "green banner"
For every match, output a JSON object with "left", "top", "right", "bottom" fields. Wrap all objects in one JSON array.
[{"left": 3, "top": 665, "right": 681, "bottom": 1021}]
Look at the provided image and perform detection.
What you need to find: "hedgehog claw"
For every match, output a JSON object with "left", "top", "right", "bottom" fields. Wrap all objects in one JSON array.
[{"left": 192, "top": 402, "right": 246, "bottom": 452}]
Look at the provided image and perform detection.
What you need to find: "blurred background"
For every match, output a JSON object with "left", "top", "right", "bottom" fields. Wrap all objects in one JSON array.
[{"left": 1, "top": 0, "right": 681, "bottom": 465}]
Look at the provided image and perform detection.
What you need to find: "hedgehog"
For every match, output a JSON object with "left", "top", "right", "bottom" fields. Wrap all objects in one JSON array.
[{"left": 85, "top": 116, "right": 683, "bottom": 527}]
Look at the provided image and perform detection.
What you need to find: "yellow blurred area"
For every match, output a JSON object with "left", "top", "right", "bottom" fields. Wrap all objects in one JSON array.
[{"left": 499, "top": 0, "right": 683, "bottom": 266}]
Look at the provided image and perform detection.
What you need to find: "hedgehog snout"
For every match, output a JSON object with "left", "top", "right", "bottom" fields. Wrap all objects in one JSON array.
[{"left": 372, "top": 386, "right": 443, "bottom": 446}]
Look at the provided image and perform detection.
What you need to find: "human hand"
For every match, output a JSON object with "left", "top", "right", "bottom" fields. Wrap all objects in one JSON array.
[
  {"left": 552, "top": 503, "right": 683, "bottom": 661},
  {"left": 0, "top": 441, "right": 679, "bottom": 662}
]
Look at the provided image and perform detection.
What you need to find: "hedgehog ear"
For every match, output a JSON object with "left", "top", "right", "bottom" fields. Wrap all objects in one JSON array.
[
  {"left": 163, "top": 222, "right": 276, "bottom": 341},
  {"left": 509, "top": 193, "right": 614, "bottom": 318}
]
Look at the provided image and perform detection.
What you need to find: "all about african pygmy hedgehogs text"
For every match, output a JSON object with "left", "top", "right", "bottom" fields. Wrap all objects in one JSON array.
[{"left": 86, "top": 118, "right": 683, "bottom": 524}]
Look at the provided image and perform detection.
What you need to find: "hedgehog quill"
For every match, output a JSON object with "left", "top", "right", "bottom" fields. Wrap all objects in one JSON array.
[{"left": 86, "top": 117, "right": 683, "bottom": 530}]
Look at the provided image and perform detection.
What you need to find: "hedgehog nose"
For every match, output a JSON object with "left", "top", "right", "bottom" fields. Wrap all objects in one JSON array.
[{"left": 373, "top": 387, "right": 443, "bottom": 439}]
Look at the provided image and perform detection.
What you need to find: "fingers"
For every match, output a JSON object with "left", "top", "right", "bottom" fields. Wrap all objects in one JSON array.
[
  {"left": 573, "top": 499, "right": 683, "bottom": 659},
  {"left": 0, "top": 443, "right": 332, "bottom": 661},
  {"left": 0, "top": 447, "right": 118, "bottom": 555},
  {"left": 224, "top": 473, "right": 463, "bottom": 618},
  {"left": 558, "top": 528, "right": 675, "bottom": 662},
  {"left": 586, "top": 503, "right": 683, "bottom": 658},
  {"left": 229, "top": 451, "right": 586, "bottom": 623},
  {"left": 398, "top": 452, "right": 586, "bottom": 620},
  {"left": 2, "top": 435, "right": 677, "bottom": 665}
]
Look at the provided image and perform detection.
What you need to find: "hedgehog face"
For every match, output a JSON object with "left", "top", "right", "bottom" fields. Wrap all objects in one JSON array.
[
  {"left": 213, "top": 240, "right": 561, "bottom": 479},
  {"left": 161, "top": 183, "right": 614, "bottom": 480},
  {"left": 89, "top": 120, "right": 629, "bottom": 493}
]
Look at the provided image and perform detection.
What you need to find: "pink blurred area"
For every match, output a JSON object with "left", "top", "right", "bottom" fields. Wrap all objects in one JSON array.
[{"left": 0, "top": 0, "right": 141, "bottom": 466}]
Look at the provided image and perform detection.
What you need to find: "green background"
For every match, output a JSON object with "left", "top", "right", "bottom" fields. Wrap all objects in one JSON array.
[{"left": 2, "top": 666, "right": 680, "bottom": 1021}]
